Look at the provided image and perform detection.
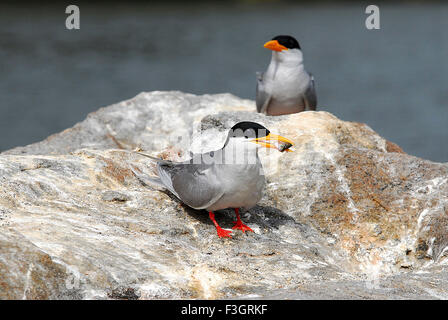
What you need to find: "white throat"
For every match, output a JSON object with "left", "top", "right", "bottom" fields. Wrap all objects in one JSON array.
[
  {"left": 271, "top": 48, "right": 304, "bottom": 66},
  {"left": 265, "top": 48, "right": 305, "bottom": 83}
]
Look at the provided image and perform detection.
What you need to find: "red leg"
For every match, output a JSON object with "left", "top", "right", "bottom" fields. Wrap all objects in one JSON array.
[
  {"left": 232, "top": 208, "right": 254, "bottom": 233},
  {"left": 209, "top": 211, "right": 232, "bottom": 238}
]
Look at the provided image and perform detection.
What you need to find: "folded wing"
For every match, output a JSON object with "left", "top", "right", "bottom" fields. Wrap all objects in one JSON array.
[
  {"left": 256, "top": 72, "right": 271, "bottom": 114},
  {"left": 158, "top": 159, "right": 224, "bottom": 210}
]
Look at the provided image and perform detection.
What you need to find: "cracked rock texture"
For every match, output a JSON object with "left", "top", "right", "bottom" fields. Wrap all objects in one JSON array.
[{"left": 1, "top": 91, "right": 448, "bottom": 299}]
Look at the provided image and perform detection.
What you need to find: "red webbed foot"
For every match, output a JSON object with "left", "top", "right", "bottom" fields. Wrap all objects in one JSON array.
[
  {"left": 232, "top": 220, "right": 254, "bottom": 233},
  {"left": 209, "top": 211, "right": 232, "bottom": 238},
  {"left": 232, "top": 208, "right": 254, "bottom": 233},
  {"left": 216, "top": 226, "right": 233, "bottom": 238}
]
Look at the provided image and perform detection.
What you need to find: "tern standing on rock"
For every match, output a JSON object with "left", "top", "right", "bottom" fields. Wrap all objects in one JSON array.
[
  {"left": 256, "top": 35, "right": 317, "bottom": 115},
  {"left": 136, "top": 122, "right": 294, "bottom": 238}
]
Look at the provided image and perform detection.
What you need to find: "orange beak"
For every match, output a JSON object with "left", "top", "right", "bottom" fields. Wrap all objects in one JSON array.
[
  {"left": 251, "top": 133, "right": 294, "bottom": 152},
  {"left": 264, "top": 40, "right": 288, "bottom": 52}
]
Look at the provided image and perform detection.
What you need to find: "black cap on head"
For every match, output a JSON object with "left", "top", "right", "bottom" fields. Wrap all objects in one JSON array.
[
  {"left": 228, "top": 121, "right": 270, "bottom": 139},
  {"left": 272, "top": 35, "right": 301, "bottom": 50}
]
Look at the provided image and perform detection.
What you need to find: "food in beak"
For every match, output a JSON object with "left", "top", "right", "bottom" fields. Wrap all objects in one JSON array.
[{"left": 278, "top": 141, "right": 293, "bottom": 152}]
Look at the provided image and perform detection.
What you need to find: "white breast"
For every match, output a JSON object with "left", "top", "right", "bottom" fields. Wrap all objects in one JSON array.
[
  {"left": 263, "top": 49, "right": 311, "bottom": 113},
  {"left": 268, "top": 65, "right": 310, "bottom": 101}
]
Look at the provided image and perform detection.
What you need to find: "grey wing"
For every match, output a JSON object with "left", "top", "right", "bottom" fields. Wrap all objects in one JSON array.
[
  {"left": 256, "top": 72, "right": 271, "bottom": 114},
  {"left": 303, "top": 74, "right": 317, "bottom": 111},
  {"left": 159, "top": 161, "right": 223, "bottom": 210}
]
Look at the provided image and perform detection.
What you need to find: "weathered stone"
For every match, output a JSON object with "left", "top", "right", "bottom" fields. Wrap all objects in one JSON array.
[
  {"left": 1, "top": 91, "right": 447, "bottom": 299},
  {"left": 0, "top": 229, "right": 81, "bottom": 299}
]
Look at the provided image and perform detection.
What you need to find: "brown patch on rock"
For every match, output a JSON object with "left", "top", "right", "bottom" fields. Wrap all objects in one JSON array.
[
  {"left": 416, "top": 207, "right": 448, "bottom": 261},
  {"left": 0, "top": 230, "right": 74, "bottom": 299},
  {"left": 386, "top": 140, "right": 405, "bottom": 154},
  {"left": 100, "top": 156, "right": 133, "bottom": 185},
  {"left": 307, "top": 148, "right": 424, "bottom": 266}
]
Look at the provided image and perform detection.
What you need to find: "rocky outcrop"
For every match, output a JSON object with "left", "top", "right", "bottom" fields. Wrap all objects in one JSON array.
[{"left": 1, "top": 91, "right": 448, "bottom": 299}]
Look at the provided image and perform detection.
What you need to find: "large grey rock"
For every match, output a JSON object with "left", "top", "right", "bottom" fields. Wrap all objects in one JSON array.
[{"left": 1, "top": 91, "right": 447, "bottom": 299}]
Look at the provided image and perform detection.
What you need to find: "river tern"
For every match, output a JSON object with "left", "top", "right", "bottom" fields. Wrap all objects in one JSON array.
[
  {"left": 256, "top": 35, "right": 317, "bottom": 115},
  {"left": 136, "top": 121, "right": 294, "bottom": 238}
]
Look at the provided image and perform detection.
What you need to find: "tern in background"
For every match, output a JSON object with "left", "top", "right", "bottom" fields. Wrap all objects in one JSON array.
[
  {"left": 136, "top": 121, "right": 294, "bottom": 238},
  {"left": 256, "top": 35, "right": 317, "bottom": 115}
]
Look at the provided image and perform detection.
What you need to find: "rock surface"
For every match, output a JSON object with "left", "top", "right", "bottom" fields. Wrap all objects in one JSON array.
[{"left": 1, "top": 91, "right": 448, "bottom": 299}]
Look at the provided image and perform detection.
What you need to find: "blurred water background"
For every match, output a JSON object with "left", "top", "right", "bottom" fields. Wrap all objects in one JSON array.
[{"left": 0, "top": 2, "right": 447, "bottom": 161}]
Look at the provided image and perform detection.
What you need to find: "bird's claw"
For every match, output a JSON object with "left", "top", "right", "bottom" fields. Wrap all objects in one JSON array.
[
  {"left": 216, "top": 226, "right": 232, "bottom": 238},
  {"left": 232, "top": 221, "right": 254, "bottom": 233}
]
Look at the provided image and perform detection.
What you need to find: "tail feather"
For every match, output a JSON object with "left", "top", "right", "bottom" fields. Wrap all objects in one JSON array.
[
  {"left": 130, "top": 167, "right": 165, "bottom": 190},
  {"left": 135, "top": 152, "right": 173, "bottom": 165},
  {"left": 133, "top": 151, "right": 181, "bottom": 199}
]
